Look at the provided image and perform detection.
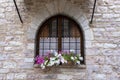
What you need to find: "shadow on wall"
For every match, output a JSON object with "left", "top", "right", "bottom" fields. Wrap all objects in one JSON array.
[
  {"left": 24, "top": 0, "right": 53, "bottom": 12},
  {"left": 23, "top": 0, "right": 91, "bottom": 14}
]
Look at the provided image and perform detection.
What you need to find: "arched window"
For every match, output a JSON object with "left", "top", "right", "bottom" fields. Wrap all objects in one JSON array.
[{"left": 35, "top": 15, "right": 85, "bottom": 64}]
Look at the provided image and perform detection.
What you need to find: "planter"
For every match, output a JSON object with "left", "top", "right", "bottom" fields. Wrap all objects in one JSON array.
[
  {"left": 35, "top": 50, "right": 83, "bottom": 70},
  {"left": 62, "top": 61, "right": 75, "bottom": 66}
]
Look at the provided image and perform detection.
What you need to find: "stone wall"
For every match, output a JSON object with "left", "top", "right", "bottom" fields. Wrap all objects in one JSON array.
[{"left": 0, "top": 0, "right": 120, "bottom": 80}]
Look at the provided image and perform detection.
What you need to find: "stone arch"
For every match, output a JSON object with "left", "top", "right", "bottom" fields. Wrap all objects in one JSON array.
[
  {"left": 28, "top": 13, "right": 93, "bottom": 41},
  {"left": 26, "top": 1, "right": 94, "bottom": 59}
]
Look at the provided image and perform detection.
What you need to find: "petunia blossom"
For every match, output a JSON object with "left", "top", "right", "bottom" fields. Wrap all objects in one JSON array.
[{"left": 35, "top": 56, "right": 44, "bottom": 64}]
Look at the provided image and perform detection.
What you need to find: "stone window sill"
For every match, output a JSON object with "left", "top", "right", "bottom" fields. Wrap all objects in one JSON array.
[{"left": 34, "top": 64, "right": 86, "bottom": 69}]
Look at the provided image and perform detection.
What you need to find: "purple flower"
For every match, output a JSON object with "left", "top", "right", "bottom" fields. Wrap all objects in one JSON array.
[
  {"left": 62, "top": 50, "right": 69, "bottom": 54},
  {"left": 35, "top": 56, "right": 44, "bottom": 64}
]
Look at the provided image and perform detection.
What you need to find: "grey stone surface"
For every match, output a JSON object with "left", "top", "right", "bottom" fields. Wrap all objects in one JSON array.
[{"left": 0, "top": 0, "right": 120, "bottom": 80}]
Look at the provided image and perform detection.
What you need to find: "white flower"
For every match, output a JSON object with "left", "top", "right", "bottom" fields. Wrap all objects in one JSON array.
[
  {"left": 71, "top": 56, "right": 74, "bottom": 60},
  {"left": 50, "top": 57, "right": 56, "bottom": 61},
  {"left": 61, "top": 57, "right": 65, "bottom": 64},
  {"left": 64, "top": 60, "right": 67, "bottom": 63},
  {"left": 41, "top": 63, "right": 45, "bottom": 69},
  {"left": 44, "top": 60, "right": 48, "bottom": 65},
  {"left": 74, "top": 57, "right": 77, "bottom": 59},
  {"left": 41, "top": 63, "right": 44, "bottom": 67},
  {"left": 55, "top": 59, "right": 60, "bottom": 65},
  {"left": 79, "top": 57, "right": 83, "bottom": 61},
  {"left": 54, "top": 51, "right": 58, "bottom": 56},
  {"left": 76, "top": 61, "right": 80, "bottom": 64},
  {"left": 50, "top": 50, "right": 54, "bottom": 53},
  {"left": 57, "top": 54, "right": 61, "bottom": 58},
  {"left": 41, "top": 65, "right": 45, "bottom": 69},
  {"left": 47, "top": 61, "right": 55, "bottom": 66},
  {"left": 61, "top": 58, "right": 64, "bottom": 63},
  {"left": 60, "top": 56, "right": 67, "bottom": 64},
  {"left": 51, "top": 61, "right": 55, "bottom": 65},
  {"left": 70, "top": 49, "right": 75, "bottom": 53}
]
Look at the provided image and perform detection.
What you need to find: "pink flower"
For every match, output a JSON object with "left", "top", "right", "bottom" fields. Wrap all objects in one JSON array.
[
  {"left": 35, "top": 56, "right": 44, "bottom": 64},
  {"left": 63, "top": 50, "right": 69, "bottom": 54}
]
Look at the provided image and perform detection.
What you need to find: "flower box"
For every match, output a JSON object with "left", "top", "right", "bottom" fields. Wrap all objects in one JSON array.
[{"left": 35, "top": 50, "right": 83, "bottom": 70}]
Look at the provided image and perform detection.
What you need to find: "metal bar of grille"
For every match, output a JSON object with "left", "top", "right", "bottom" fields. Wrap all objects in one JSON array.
[
  {"left": 58, "top": 18, "right": 62, "bottom": 51},
  {"left": 75, "top": 37, "right": 77, "bottom": 55},
  {"left": 75, "top": 26, "right": 77, "bottom": 55},
  {"left": 63, "top": 19, "right": 64, "bottom": 51},
  {"left": 13, "top": 0, "right": 23, "bottom": 23},
  {"left": 69, "top": 20, "right": 70, "bottom": 52},
  {"left": 39, "top": 42, "right": 79, "bottom": 43},
  {"left": 49, "top": 21, "right": 51, "bottom": 51},
  {"left": 42, "top": 33, "right": 44, "bottom": 56},
  {"left": 42, "top": 41, "right": 44, "bottom": 56},
  {"left": 90, "top": 0, "right": 97, "bottom": 24},
  {"left": 56, "top": 19, "right": 58, "bottom": 51}
]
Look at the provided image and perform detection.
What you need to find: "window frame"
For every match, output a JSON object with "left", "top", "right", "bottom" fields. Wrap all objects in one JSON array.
[{"left": 35, "top": 15, "right": 85, "bottom": 64}]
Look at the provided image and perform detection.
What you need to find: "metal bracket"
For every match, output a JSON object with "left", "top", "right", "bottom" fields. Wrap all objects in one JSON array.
[
  {"left": 13, "top": 0, "right": 23, "bottom": 23},
  {"left": 13, "top": 0, "right": 96, "bottom": 24},
  {"left": 90, "top": 0, "right": 97, "bottom": 24}
]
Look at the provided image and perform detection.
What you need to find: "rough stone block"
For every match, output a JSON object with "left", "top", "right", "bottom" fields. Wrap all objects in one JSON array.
[
  {"left": 86, "top": 56, "right": 105, "bottom": 65},
  {"left": 0, "top": 41, "right": 7, "bottom": 47},
  {"left": 104, "top": 43, "right": 117, "bottom": 48},
  {"left": 102, "top": 49, "right": 120, "bottom": 55},
  {"left": 15, "top": 73, "right": 26, "bottom": 79},
  {"left": 111, "top": 32, "right": 120, "bottom": 37},
  {"left": 0, "top": 14, "right": 5, "bottom": 18},
  {"left": 24, "top": 58, "right": 33, "bottom": 63},
  {"left": 58, "top": 0, "right": 66, "bottom": 13},
  {"left": 42, "top": 74, "right": 57, "bottom": 79},
  {"left": 85, "top": 29, "right": 94, "bottom": 40},
  {"left": 5, "top": 36, "right": 14, "bottom": 41},
  {"left": 14, "top": 31, "right": 24, "bottom": 35},
  {"left": 20, "top": 62, "right": 33, "bottom": 69},
  {"left": 72, "top": 72, "right": 86, "bottom": 79},
  {"left": 105, "top": 56, "right": 119, "bottom": 65},
  {"left": 45, "top": 2, "right": 57, "bottom": 15},
  {"left": 85, "top": 41, "right": 92, "bottom": 48},
  {"left": 0, "top": 69, "right": 9, "bottom": 73},
  {"left": 87, "top": 65, "right": 100, "bottom": 73},
  {"left": 0, "top": 74, "right": 6, "bottom": 80},
  {"left": 103, "top": 14, "right": 119, "bottom": 18},
  {"left": 86, "top": 48, "right": 101, "bottom": 55},
  {"left": 27, "top": 43, "right": 34, "bottom": 50},
  {"left": 57, "top": 74, "right": 73, "bottom": 80},
  {"left": 102, "top": 65, "right": 112, "bottom": 73},
  {"left": 0, "top": 54, "right": 8, "bottom": 60},
  {"left": 9, "top": 41, "right": 23, "bottom": 46},
  {"left": 0, "top": 8, "right": 5, "bottom": 13},
  {"left": 4, "top": 47, "right": 13, "bottom": 51},
  {"left": 3, "top": 61, "right": 17, "bottom": 68},
  {"left": 7, "top": 73, "right": 14, "bottom": 80},
  {"left": 92, "top": 73, "right": 106, "bottom": 80}
]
